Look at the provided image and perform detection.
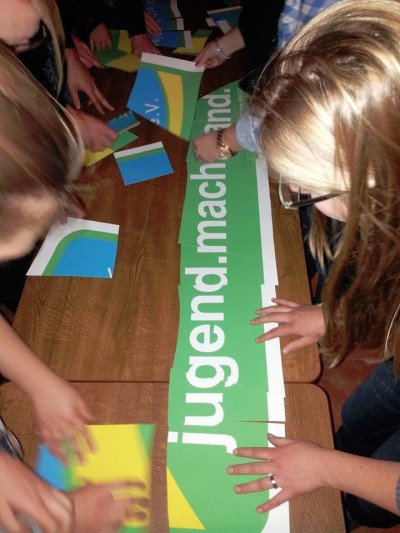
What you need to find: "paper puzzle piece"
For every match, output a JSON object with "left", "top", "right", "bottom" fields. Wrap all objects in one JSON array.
[
  {"left": 107, "top": 53, "right": 140, "bottom": 73},
  {"left": 84, "top": 130, "right": 138, "bottom": 167},
  {"left": 156, "top": 17, "right": 184, "bottom": 30},
  {"left": 27, "top": 218, "right": 119, "bottom": 278},
  {"left": 114, "top": 141, "right": 173, "bottom": 185},
  {"left": 173, "top": 29, "right": 212, "bottom": 56},
  {"left": 143, "top": 0, "right": 181, "bottom": 22},
  {"left": 166, "top": 420, "right": 278, "bottom": 532},
  {"left": 206, "top": 6, "right": 242, "bottom": 31},
  {"left": 37, "top": 424, "right": 155, "bottom": 532},
  {"left": 127, "top": 53, "right": 204, "bottom": 140},
  {"left": 95, "top": 29, "right": 139, "bottom": 72},
  {"left": 108, "top": 110, "right": 140, "bottom": 133},
  {"left": 150, "top": 30, "right": 192, "bottom": 48}
]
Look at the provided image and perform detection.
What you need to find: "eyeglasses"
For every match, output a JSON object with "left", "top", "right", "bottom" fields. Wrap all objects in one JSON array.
[{"left": 278, "top": 177, "right": 341, "bottom": 210}]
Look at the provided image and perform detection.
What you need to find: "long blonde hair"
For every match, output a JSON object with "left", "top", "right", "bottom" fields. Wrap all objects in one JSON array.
[
  {"left": 255, "top": 0, "right": 400, "bottom": 373},
  {"left": 0, "top": 42, "right": 82, "bottom": 239}
]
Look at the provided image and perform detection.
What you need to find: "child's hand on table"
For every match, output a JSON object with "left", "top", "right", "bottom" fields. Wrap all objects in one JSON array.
[
  {"left": 227, "top": 434, "right": 329, "bottom": 513},
  {"left": 0, "top": 452, "right": 73, "bottom": 531},
  {"left": 70, "top": 480, "right": 150, "bottom": 533},
  {"left": 251, "top": 298, "right": 325, "bottom": 352},
  {"left": 30, "top": 376, "right": 94, "bottom": 464}
]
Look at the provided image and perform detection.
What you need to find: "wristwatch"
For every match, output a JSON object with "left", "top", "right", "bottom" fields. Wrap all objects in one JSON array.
[{"left": 217, "top": 129, "right": 236, "bottom": 158}]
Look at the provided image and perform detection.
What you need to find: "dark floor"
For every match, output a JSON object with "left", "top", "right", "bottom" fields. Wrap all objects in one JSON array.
[{"left": 318, "top": 350, "right": 399, "bottom": 533}]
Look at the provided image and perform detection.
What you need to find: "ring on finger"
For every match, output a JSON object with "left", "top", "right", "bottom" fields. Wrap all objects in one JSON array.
[{"left": 269, "top": 474, "right": 279, "bottom": 490}]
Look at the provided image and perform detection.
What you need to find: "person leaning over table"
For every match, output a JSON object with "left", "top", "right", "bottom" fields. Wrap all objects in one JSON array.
[
  {"left": 193, "top": 0, "right": 340, "bottom": 163},
  {"left": 195, "top": 0, "right": 285, "bottom": 93},
  {"left": 0, "top": 41, "right": 150, "bottom": 533},
  {"left": 225, "top": 0, "right": 400, "bottom": 529}
]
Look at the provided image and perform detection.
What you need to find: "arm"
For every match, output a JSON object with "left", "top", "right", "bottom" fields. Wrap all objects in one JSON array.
[
  {"left": 0, "top": 452, "right": 73, "bottom": 531},
  {"left": 195, "top": 27, "right": 245, "bottom": 68},
  {"left": 228, "top": 434, "right": 400, "bottom": 516},
  {"left": 0, "top": 315, "right": 94, "bottom": 462}
]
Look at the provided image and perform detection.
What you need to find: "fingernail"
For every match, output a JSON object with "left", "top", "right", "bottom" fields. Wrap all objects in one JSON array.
[
  {"left": 234, "top": 486, "right": 242, "bottom": 493},
  {"left": 257, "top": 506, "right": 264, "bottom": 513},
  {"left": 227, "top": 466, "right": 233, "bottom": 474}
]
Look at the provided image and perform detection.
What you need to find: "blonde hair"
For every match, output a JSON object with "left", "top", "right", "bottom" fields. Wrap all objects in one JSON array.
[
  {"left": 255, "top": 0, "right": 400, "bottom": 373},
  {"left": 0, "top": 42, "right": 82, "bottom": 239}
]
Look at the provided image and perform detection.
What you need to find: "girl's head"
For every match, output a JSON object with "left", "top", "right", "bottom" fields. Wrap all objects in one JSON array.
[
  {"left": 0, "top": 42, "right": 82, "bottom": 261},
  {"left": 0, "top": 0, "right": 64, "bottom": 90},
  {"left": 255, "top": 0, "right": 400, "bottom": 369}
]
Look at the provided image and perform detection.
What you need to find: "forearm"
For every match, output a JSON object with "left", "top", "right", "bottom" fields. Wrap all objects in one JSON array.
[
  {"left": 0, "top": 315, "right": 61, "bottom": 399},
  {"left": 216, "top": 27, "right": 245, "bottom": 58},
  {"left": 323, "top": 448, "right": 400, "bottom": 515}
]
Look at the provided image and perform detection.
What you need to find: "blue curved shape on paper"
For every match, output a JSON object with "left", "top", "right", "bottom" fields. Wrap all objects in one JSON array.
[
  {"left": 127, "top": 68, "right": 168, "bottom": 128},
  {"left": 50, "top": 238, "right": 117, "bottom": 277}
]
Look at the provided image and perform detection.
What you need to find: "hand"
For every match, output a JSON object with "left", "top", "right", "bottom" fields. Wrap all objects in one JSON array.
[
  {"left": 70, "top": 481, "right": 150, "bottom": 533},
  {"left": 67, "top": 106, "right": 118, "bottom": 151},
  {"left": 30, "top": 376, "right": 95, "bottom": 464},
  {"left": 192, "top": 131, "right": 220, "bottom": 163},
  {"left": 89, "top": 23, "right": 112, "bottom": 51},
  {"left": 144, "top": 11, "right": 161, "bottom": 35},
  {"left": 131, "top": 34, "right": 161, "bottom": 56},
  {"left": 0, "top": 452, "right": 73, "bottom": 532},
  {"left": 251, "top": 298, "right": 325, "bottom": 353},
  {"left": 227, "top": 434, "right": 329, "bottom": 513},
  {"left": 195, "top": 40, "right": 229, "bottom": 68},
  {"left": 72, "top": 35, "right": 103, "bottom": 69},
  {"left": 65, "top": 48, "right": 114, "bottom": 114}
]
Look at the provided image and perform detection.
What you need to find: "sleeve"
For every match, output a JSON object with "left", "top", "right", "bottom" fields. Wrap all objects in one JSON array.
[
  {"left": 116, "top": 0, "right": 146, "bottom": 37},
  {"left": 396, "top": 476, "right": 400, "bottom": 512},
  {"left": 235, "top": 107, "right": 264, "bottom": 153}
]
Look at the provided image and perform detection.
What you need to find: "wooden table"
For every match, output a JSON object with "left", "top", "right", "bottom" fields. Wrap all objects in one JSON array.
[
  {"left": 13, "top": 40, "right": 319, "bottom": 384},
  {"left": 1, "top": 1, "right": 342, "bottom": 530},
  {"left": 0, "top": 382, "right": 345, "bottom": 532}
]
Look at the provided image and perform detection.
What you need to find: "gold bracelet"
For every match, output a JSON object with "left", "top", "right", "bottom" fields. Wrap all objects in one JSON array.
[{"left": 217, "top": 129, "right": 236, "bottom": 158}]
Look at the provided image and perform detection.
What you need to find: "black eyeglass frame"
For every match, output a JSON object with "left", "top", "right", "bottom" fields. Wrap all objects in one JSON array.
[{"left": 278, "top": 177, "right": 342, "bottom": 210}]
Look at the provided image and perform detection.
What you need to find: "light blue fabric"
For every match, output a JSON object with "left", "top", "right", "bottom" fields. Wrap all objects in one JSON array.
[
  {"left": 397, "top": 476, "right": 400, "bottom": 512},
  {"left": 236, "top": 0, "right": 341, "bottom": 152},
  {"left": 236, "top": 108, "right": 261, "bottom": 153},
  {"left": 278, "top": 0, "right": 339, "bottom": 46}
]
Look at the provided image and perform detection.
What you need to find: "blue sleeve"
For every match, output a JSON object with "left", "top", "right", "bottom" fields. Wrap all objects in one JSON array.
[
  {"left": 236, "top": 108, "right": 264, "bottom": 153},
  {"left": 396, "top": 476, "right": 400, "bottom": 512}
]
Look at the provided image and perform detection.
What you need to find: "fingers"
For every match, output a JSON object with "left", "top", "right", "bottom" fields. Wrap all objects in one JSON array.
[
  {"left": 234, "top": 476, "right": 271, "bottom": 494},
  {"left": 90, "top": 86, "right": 114, "bottom": 115},
  {"left": 228, "top": 461, "right": 271, "bottom": 477},
  {"left": 257, "top": 491, "right": 289, "bottom": 513},
  {"left": 70, "top": 89, "right": 81, "bottom": 111}
]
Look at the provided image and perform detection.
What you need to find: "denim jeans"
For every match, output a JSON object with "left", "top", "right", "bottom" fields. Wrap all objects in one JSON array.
[{"left": 335, "top": 358, "right": 400, "bottom": 528}]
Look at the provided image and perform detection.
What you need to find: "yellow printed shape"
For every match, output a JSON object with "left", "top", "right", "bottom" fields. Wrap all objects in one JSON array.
[
  {"left": 167, "top": 468, "right": 205, "bottom": 530},
  {"left": 84, "top": 148, "right": 113, "bottom": 167},
  {"left": 174, "top": 37, "right": 209, "bottom": 55},
  {"left": 73, "top": 425, "right": 152, "bottom": 528},
  {"left": 157, "top": 71, "right": 183, "bottom": 137},
  {"left": 107, "top": 53, "right": 140, "bottom": 73},
  {"left": 118, "top": 30, "right": 131, "bottom": 54}
]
